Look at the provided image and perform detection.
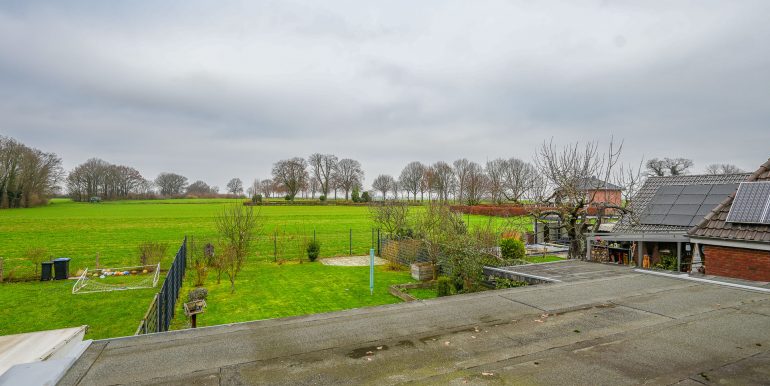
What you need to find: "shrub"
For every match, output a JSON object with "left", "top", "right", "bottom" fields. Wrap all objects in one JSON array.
[
  {"left": 138, "top": 242, "right": 168, "bottom": 266},
  {"left": 351, "top": 187, "right": 361, "bottom": 202},
  {"left": 284, "top": 195, "right": 293, "bottom": 201},
  {"left": 252, "top": 194, "right": 262, "bottom": 204},
  {"left": 319, "top": 194, "right": 327, "bottom": 202},
  {"left": 500, "top": 238, "right": 526, "bottom": 260},
  {"left": 24, "top": 247, "right": 48, "bottom": 278},
  {"left": 360, "top": 191, "right": 371, "bottom": 202},
  {"left": 494, "top": 278, "right": 528, "bottom": 289},
  {"left": 188, "top": 287, "right": 208, "bottom": 301},
  {"left": 306, "top": 239, "right": 321, "bottom": 262},
  {"left": 436, "top": 276, "right": 452, "bottom": 297}
]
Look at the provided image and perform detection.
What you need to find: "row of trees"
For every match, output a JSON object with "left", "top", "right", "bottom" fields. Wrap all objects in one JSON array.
[
  {"left": 0, "top": 136, "right": 62, "bottom": 208},
  {"left": 371, "top": 158, "right": 545, "bottom": 205},
  {"left": 250, "top": 155, "right": 365, "bottom": 201},
  {"left": 67, "top": 158, "right": 150, "bottom": 201}
]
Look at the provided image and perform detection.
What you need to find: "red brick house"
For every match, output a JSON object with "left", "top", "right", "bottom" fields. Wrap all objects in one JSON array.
[
  {"left": 689, "top": 158, "right": 770, "bottom": 281},
  {"left": 576, "top": 177, "right": 623, "bottom": 207}
]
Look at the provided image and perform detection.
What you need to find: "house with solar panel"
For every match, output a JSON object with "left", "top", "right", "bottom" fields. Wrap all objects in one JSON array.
[
  {"left": 688, "top": 159, "right": 770, "bottom": 281},
  {"left": 587, "top": 172, "right": 751, "bottom": 272}
]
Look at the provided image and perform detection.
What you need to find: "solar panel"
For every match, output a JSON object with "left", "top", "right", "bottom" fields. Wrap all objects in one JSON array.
[
  {"left": 726, "top": 182, "right": 770, "bottom": 224},
  {"left": 641, "top": 183, "right": 739, "bottom": 227}
]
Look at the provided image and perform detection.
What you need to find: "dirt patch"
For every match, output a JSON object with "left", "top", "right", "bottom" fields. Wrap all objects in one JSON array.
[{"left": 320, "top": 256, "right": 387, "bottom": 266}]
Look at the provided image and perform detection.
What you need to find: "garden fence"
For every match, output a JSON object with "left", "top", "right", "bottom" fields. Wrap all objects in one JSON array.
[
  {"left": 260, "top": 228, "right": 382, "bottom": 262},
  {"left": 136, "top": 237, "right": 187, "bottom": 335}
]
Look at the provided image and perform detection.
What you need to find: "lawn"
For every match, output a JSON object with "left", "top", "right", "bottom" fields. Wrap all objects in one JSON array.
[
  {"left": 0, "top": 199, "right": 531, "bottom": 340},
  {"left": 171, "top": 262, "right": 415, "bottom": 330}
]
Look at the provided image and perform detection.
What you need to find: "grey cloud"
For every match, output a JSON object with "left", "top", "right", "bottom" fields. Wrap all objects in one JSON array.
[{"left": 1, "top": 0, "right": 769, "bottom": 189}]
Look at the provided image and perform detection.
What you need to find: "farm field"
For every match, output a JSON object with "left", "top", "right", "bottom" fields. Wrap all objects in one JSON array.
[{"left": 0, "top": 199, "right": 531, "bottom": 339}]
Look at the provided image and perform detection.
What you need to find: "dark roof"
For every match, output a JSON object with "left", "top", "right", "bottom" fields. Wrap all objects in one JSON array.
[
  {"left": 576, "top": 177, "right": 622, "bottom": 191},
  {"left": 689, "top": 158, "right": 770, "bottom": 243},
  {"left": 613, "top": 173, "right": 751, "bottom": 234}
]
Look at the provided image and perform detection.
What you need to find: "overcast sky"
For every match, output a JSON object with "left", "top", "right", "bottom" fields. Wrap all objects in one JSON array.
[{"left": 2, "top": 1, "right": 769, "bottom": 190}]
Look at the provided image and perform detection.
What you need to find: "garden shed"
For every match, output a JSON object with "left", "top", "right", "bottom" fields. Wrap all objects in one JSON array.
[{"left": 588, "top": 173, "right": 750, "bottom": 272}]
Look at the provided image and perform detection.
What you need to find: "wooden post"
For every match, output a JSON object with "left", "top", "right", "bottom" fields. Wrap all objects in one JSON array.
[
  {"left": 191, "top": 314, "right": 197, "bottom": 328},
  {"left": 676, "top": 242, "right": 682, "bottom": 272}
]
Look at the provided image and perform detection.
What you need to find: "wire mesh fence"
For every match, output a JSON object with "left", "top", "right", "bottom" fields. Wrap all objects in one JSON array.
[
  {"left": 136, "top": 237, "right": 187, "bottom": 335},
  {"left": 254, "top": 228, "right": 381, "bottom": 262}
]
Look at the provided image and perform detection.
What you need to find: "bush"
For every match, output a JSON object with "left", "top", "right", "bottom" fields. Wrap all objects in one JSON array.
[
  {"left": 500, "top": 238, "right": 526, "bottom": 260},
  {"left": 319, "top": 194, "right": 327, "bottom": 202},
  {"left": 494, "top": 278, "right": 528, "bottom": 289},
  {"left": 252, "top": 194, "right": 262, "bottom": 204},
  {"left": 285, "top": 195, "right": 293, "bottom": 201},
  {"left": 351, "top": 187, "right": 361, "bottom": 202},
  {"left": 436, "top": 276, "right": 452, "bottom": 297},
  {"left": 306, "top": 239, "right": 321, "bottom": 262},
  {"left": 360, "top": 191, "right": 371, "bottom": 202}
]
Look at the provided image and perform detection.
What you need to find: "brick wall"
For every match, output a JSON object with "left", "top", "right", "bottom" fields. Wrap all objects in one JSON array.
[{"left": 703, "top": 245, "right": 770, "bottom": 282}]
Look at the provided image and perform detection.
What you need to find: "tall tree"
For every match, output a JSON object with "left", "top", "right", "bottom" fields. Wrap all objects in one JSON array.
[
  {"left": 463, "top": 161, "right": 487, "bottom": 205},
  {"left": 155, "top": 172, "right": 188, "bottom": 196},
  {"left": 452, "top": 158, "right": 472, "bottom": 204},
  {"left": 372, "top": 174, "right": 396, "bottom": 199},
  {"left": 535, "top": 139, "right": 626, "bottom": 259},
  {"left": 187, "top": 180, "right": 214, "bottom": 195},
  {"left": 308, "top": 153, "right": 338, "bottom": 197},
  {"left": 430, "top": 161, "right": 455, "bottom": 202},
  {"left": 271, "top": 157, "right": 308, "bottom": 200},
  {"left": 485, "top": 159, "right": 507, "bottom": 204},
  {"left": 333, "top": 158, "right": 364, "bottom": 200},
  {"left": 705, "top": 163, "right": 744, "bottom": 174},
  {"left": 399, "top": 161, "right": 425, "bottom": 201},
  {"left": 259, "top": 179, "right": 273, "bottom": 198},
  {"left": 500, "top": 158, "right": 537, "bottom": 203},
  {"left": 226, "top": 178, "right": 244, "bottom": 195},
  {"left": 646, "top": 157, "right": 693, "bottom": 176}
]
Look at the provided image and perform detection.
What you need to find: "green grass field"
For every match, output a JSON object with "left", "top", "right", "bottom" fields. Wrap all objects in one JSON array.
[{"left": 0, "top": 199, "right": 531, "bottom": 340}]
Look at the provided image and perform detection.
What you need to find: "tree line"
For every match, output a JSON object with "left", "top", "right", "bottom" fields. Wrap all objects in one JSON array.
[
  {"left": 0, "top": 136, "right": 62, "bottom": 208},
  {"left": 0, "top": 134, "right": 748, "bottom": 208}
]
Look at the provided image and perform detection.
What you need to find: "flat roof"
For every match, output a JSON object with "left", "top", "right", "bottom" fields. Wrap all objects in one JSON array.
[{"left": 61, "top": 263, "right": 770, "bottom": 385}]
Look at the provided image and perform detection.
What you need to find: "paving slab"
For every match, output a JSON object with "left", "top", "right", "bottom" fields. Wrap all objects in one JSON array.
[{"left": 59, "top": 262, "right": 770, "bottom": 385}]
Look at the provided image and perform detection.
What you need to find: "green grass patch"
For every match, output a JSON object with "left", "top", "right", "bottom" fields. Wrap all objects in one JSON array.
[
  {"left": 0, "top": 280, "right": 158, "bottom": 339},
  {"left": 523, "top": 255, "right": 564, "bottom": 264},
  {"left": 171, "top": 262, "right": 414, "bottom": 329},
  {"left": 403, "top": 286, "right": 438, "bottom": 300}
]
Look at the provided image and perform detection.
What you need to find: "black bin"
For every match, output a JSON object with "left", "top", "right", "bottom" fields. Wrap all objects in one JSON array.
[
  {"left": 41, "top": 261, "right": 54, "bottom": 281},
  {"left": 53, "top": 257, "right": 71, "bottom": 280}
]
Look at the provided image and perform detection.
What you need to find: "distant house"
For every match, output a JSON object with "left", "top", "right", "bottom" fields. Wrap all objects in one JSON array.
[
  {"left": 576, "top": 177, "right": 622, "bottom": 207},
  {"left": 589, "top": 173, "right": 751, "bottom": 271},
  {"left": 688, "top": 158, "right": 770, "bottom": 281}
]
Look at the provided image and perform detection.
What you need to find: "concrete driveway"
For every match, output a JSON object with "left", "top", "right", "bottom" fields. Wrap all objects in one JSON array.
[{"left": 60, "top": 262, "right": 770, "bottom": 385}]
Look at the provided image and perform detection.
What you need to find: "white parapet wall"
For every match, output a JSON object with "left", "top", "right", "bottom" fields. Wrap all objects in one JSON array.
[{"left": 0, "top": 325, "right": 91, "bottom": 385}]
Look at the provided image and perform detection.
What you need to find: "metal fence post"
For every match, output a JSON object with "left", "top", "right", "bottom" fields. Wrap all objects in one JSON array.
[
  {"left": 273, "top": 232, "right": 277, "bottom": 262},
  {"left": 349, "top": 228, "right": 352, "bottom": 256},
  {"left": 377, "top": 229, "right": 381, "bottom": 256}
]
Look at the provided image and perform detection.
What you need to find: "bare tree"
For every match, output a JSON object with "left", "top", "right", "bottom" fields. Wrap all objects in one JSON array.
[
  {"left": 187, "top": 180, "right": 215, "bottom": 195},
  {"left": 430, "top": 161, "right": 455, "bottom": 202},
  {"left": 453, "top": 159, "right": 472, "bottom": 204},
  {"left": 614, "top": 158, "right": 645, "bottom": 207},
  {"left": 308, "top": 153, "right": 338, "bottom": 197},
  {"left": 259, "top": 178, "right": 273, "bottom": 198},
  {"left": 369, "top": 200, "right": 410, "bottom": 237},
  {"left": 155, "top": 172, "right": 188, "bottom": 196},
  {"left": 705, "top": 163, "right": 744, "bottom": 174},
  {"left": 501, "top": 158, "right": 537, "bottom": 203},
  {"left": 226, "top": 178, "right": 244, "bottom": 196},
  {"left": 463, "top": 161, "right": 487, "bottom": 205},
  {"left": 534, "top": 139, "right": 626, "bottom": 259},
  {"left": 247, "top": 179, "right": 260, "bottom": 197},
  {"left": 216, "top": 204, "right": 261, "bottom": 293},
  {"left": 333, "top": 158, "right": 364, "bottom": 200},
  {"left": 372, "top": 174, "right": 396, "bottom": 199},
  {"left": 1, "top": 136, "right": 62, "bottom": 208},
  {"left": 399, "top": 161, "right": 425, "bottom": 201},
  {"left": 271, "top": 157, "right": 309, "bottom": 200},
  {"left": 646, "top": 157, "right": 694, "bottom": 176},
  {"left": 485, "top": 159, "right": 507, "bottom": 204}
]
